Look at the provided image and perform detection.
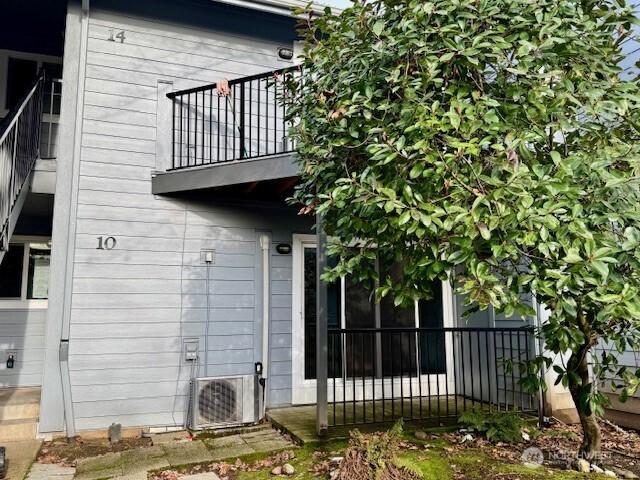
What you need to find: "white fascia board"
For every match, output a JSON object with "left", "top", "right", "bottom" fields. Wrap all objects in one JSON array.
[{"left": 209, "top": 0, "right": 341, "bottom": 17}]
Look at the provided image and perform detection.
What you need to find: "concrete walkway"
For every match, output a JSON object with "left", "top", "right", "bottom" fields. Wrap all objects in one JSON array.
[
  {"left": 2, "top": 439, "right": 42, "bottom": 480},
  {"left": 26, "top": 463, "right": 75, "bottom": 480},
  {"left": 70, "top": 425, "right": 292, "bottom": 480}
]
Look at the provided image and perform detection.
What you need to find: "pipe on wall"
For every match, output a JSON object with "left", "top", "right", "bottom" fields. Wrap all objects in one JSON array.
[{"left": 259, "top": 234, "right": 270, "bottom": 418}]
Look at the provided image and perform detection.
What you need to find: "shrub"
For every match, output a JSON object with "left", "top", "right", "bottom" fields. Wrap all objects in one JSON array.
[{"left": 458, "top": 409, "right": 526, "bottom": 443}]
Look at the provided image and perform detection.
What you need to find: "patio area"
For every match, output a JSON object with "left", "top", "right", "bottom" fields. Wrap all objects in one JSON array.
[{"left": 267, "top": 396, "right": 505, "bottom": 444}]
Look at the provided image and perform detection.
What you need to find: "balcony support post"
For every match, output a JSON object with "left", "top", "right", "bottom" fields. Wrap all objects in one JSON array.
[{"left": 316, "top": 212, "right": 329, "bottom": 436}]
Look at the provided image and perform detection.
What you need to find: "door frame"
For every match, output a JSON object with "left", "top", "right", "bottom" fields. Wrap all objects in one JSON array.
[{"left": 291, "top": 234, "right": 457, "bottom": 406}]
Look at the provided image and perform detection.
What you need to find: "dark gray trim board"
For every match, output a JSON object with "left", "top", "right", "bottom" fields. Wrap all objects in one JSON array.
[{"left": 151, "top": 153, "right": 300, "bottom": 194}]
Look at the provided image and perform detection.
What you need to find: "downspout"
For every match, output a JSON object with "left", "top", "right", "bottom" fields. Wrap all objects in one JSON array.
[{"left": 259, "top": 235, "right": 270, "bottom": 418}]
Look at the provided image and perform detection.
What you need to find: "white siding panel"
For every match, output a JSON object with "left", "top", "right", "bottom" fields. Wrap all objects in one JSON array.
[
  {"left": 83, "top": 119, "right": 156, "bottom": 141},
  {"left": 83, "top": 104, "right": 157, "bottom": 127},
  {"left": 81, "top": 146, "right": 156, "bottom": 166},
  {"left": 80, "top": 162, "right": 153, "bottom": 181},
  {"left": 85, "top": 76, "right": 159, "bottom": 100},
  {"left": 73, "top": 263, "right": 183, "bottom": 279},
  {"left": 81, "top": 132, "right": 156, "bottom": 154},
  {"left": 75, "top": 218, "right": 183, "bottom": 237},
  {"left": 76, "top": 205, "right": 185, "bottom": 224},
  {"left": 77, "top": 190, "right": 183, "bottom": 210},
  {"left": 84, "top": 91, "right": 157, "bottom": 114},
  {"left": 79, "top": 176, "right": 151, "bottom": 194},
  {"left": 75, "top": 234, "right": 184, "bottom": 252},
  {"left": 0, "top": 309, "right": 47, "bottom": 387}
]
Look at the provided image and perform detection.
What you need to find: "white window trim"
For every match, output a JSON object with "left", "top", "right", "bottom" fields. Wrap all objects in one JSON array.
[
  {"left": 0, "top": 235, "right": 50, "bottom": 309},
  {"left": 0, "top": 49, "right": 63, "bottom": 120}
]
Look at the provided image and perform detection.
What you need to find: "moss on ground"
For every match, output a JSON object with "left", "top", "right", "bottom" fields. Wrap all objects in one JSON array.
[
  {"left": 233, "top": 435, "right": 610, "bottom": 480},
  {"left": 235, "top": 439, "right": 346, "bottom": 480}
]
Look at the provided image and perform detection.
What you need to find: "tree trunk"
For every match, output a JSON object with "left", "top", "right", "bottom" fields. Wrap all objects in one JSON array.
[{"left": 567, "top": 348, "right": 601, "bottom": 460}]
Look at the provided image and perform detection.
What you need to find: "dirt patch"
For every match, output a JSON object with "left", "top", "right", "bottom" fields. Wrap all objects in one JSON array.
[
  {"left": 37, "top": 436, "right": 152, "bottom": 466},
  {"left": 433, "top": 419, "right": 640, "bottom": 476}
]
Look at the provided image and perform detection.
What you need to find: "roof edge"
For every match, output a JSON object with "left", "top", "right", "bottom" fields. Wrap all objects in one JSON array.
[{"left": 209, "top": 0, "right": 341, "bottom": 17}]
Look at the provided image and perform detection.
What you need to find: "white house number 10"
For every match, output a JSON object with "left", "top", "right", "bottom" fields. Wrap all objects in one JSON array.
[{"left": 97, "top": 236, "right": 117, "bottom": 250}]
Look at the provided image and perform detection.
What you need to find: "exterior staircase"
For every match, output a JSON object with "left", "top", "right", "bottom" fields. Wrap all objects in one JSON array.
[
  {"left": 0, "top": 74, "right": 45, "bottom": 265},
  {"left": 0, "top": 387, "right": 40, "bottom": 441}
]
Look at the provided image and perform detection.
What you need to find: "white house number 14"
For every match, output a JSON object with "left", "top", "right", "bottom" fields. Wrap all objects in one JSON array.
[
  {"left": 108, "top": 30, "right": 126, "bottom": 43},
  {"left": 97, "top": 236, "right": 117, "bottom": 250}
]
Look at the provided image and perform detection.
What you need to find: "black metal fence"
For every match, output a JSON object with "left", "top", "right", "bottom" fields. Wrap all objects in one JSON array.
[
  {"left": 166, "top": 67, "right": 299, "bottom": 170},
  {"left": 326, "top": 327, "right": 539, "bottom": 427},
  {"left": 0, "top": 74, "right": 44, "bottom": 251}
]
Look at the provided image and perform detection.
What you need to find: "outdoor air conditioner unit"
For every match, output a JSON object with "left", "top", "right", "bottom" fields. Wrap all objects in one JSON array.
[{"left": 189, "top": 375, "right": 259, "bottom": 430}]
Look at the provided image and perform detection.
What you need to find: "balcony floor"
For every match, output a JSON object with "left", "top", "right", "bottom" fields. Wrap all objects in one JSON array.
[{"left": 152, "top": 152, "right": 298, "bottom": 195}]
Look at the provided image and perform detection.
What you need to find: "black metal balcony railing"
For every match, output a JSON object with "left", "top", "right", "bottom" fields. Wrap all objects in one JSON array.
[
  {"left": 326, "top": 326, "right": 539, "bottom": 427},
  {"left": 0, "top": 74, "right": 45, "bottom": 250},
  {"left": 167, "top": 67, "right": 299, "bottom": 170}
]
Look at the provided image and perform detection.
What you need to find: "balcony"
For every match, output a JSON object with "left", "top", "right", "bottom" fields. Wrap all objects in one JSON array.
[{"left": 151, "top": 67, "right": 301, "bottom": 195}]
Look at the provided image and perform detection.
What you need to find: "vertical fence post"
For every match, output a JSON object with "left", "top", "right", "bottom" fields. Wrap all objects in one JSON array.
[
  {"left": 316, "top": 213, "right": 328, "bottom": 436},
  {"left": 239, "top": 81, "right": 246, "bottom": 159}
]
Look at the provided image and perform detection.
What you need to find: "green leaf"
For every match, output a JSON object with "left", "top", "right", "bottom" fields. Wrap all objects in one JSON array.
[
  {"left": 563, "top": 249, "right": 582, "bottom": 264},
  {"left": 477, "top": 222, "right": 491, "bottom": 240},
  {"left": 440, "top": 52, "right": 455, "bottom": 62},
  {"left": 372, "top": 20, "right": 384, "bottom": 36},
  {"left": 591, "top": 260, "right": 609, "bottom": 279}
]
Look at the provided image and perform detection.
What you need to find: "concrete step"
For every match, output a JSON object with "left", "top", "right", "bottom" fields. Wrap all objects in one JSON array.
[
  {"left": 0, "top": 418, "right": 38, "bottom": 442},
  {"left": 0, "top": 401, "right": 40, "bottom": 422},
  {"left": 0, "top": 387, "right": 40, "bottom": 422}
]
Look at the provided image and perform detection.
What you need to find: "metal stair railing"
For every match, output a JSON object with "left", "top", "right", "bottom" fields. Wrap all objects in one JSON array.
[{"left": 0, "top": 74, "right": 45, "bottom": 252}]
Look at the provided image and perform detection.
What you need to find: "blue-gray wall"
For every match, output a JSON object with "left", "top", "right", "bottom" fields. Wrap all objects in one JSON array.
[{"left": 41, "top": 0, "right": 303, "bottom": 432}]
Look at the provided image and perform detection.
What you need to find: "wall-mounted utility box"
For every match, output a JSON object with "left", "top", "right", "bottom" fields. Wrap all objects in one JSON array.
[
  {"left": 183, "top": 338, "right": 199, "bottom": 361},
  {"left": 200, "top": 250, "right": 215, "bottom": 264}
]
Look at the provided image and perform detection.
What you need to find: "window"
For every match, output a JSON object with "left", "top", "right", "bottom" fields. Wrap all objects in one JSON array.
[
  {"left": 5, "top": 57, "right": 38, "bottom": 111},
  {"left": 27, "top": 243, "right": 51, "bottom": 299},
  {"left": 0, "top": 53, "right": 63, "bottom": 117},
  {"left": 42, "top": 62, "right": 62, "bottom": 115},
  {"left": 302, "top": 250, "right": 446, "bottom": 380},
  {"left": 0, "top": 239, "right": 50, "bottom": 302},
  {"left": 0, "top": 245, "right": 25, "bottom": 298}
]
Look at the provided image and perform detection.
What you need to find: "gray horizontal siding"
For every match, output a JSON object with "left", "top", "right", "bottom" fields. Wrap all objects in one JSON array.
[
  {"left": 0, "top": 309, "right": 47, "bottom": 387},
  {"left": 63, "top": 0, "right": 302, "bottom": 431},
  {"left": 600, "top": 0, "right": 640, "bottom": 403}
]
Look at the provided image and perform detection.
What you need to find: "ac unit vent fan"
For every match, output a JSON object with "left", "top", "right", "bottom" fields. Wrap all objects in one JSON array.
[{"left": 198, "top": 378, "right": 239, "bottom": 424}]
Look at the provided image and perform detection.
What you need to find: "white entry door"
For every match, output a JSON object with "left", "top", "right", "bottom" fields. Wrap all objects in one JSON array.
[{"left": 291, "top": 234, "right": 456, "bottom": 406}]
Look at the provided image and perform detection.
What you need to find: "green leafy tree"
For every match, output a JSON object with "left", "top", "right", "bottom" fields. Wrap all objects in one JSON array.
[{"left": 288, "top": 0, "right": 640, "bottom": 457}]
